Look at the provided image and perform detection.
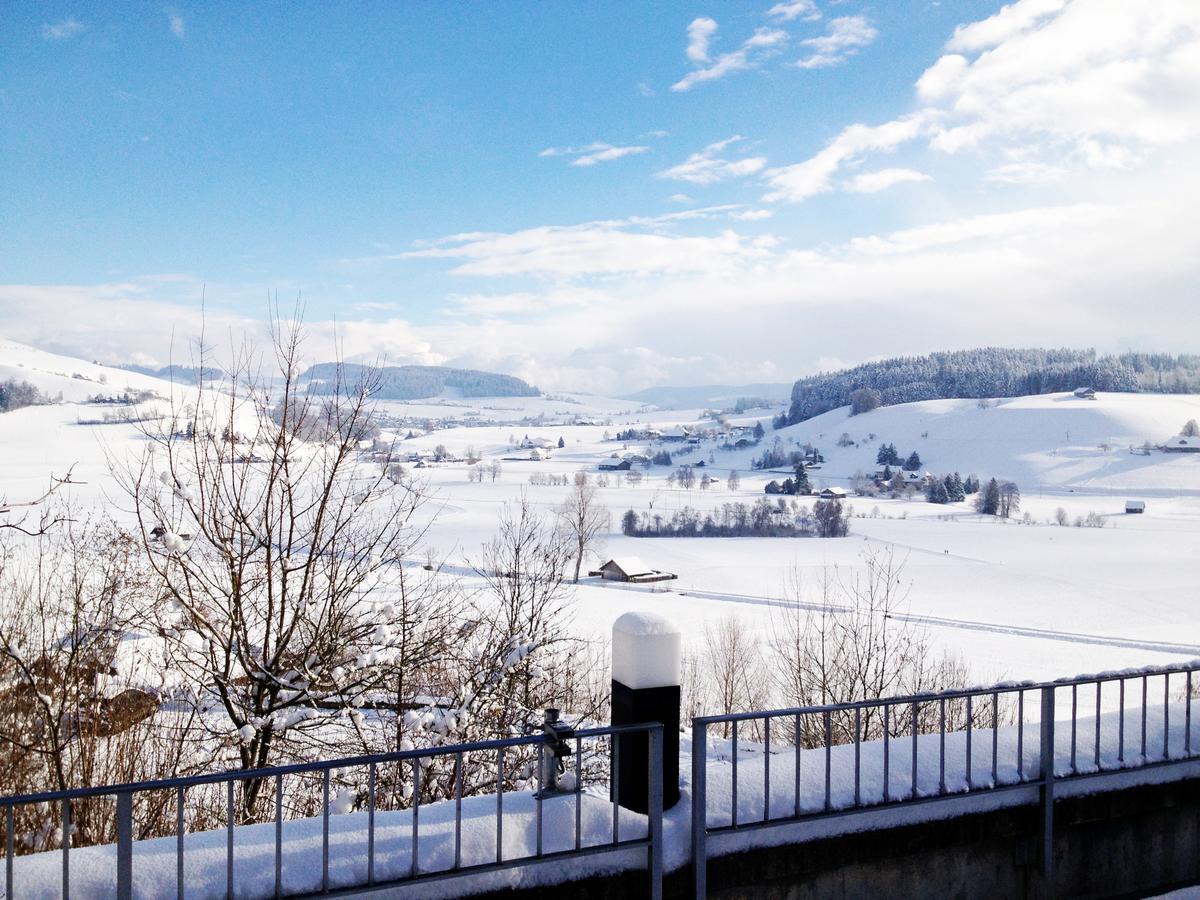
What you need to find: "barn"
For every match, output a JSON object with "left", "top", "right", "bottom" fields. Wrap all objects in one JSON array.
[{"left": 591, "top": 557, "right": 677, "bottom": 584}]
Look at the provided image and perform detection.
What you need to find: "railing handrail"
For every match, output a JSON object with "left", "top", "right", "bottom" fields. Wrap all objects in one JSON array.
[
  {"left": 692, "top": 660, "right": 1200, "bottom": 726},
  {"left": 0, "top": 722, "right": 654, "bottom": 807}
]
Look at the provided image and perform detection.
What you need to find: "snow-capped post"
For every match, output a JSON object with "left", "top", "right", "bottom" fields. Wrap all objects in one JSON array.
[{"left": 611, "top": 611, "right": 682, "bottom": 813}]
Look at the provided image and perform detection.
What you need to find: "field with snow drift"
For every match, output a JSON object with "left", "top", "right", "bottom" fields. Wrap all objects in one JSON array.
[{"left": 3, "top": 339, "right": 1200, "bottom": 689}]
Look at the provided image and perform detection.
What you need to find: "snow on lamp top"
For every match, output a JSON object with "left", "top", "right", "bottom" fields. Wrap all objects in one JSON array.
[{"left": 611, "top": 611, "right": 681, "bottom": 690}]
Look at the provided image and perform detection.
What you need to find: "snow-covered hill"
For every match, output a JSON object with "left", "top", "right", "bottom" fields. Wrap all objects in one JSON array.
[
  {"left": 758, "top": 392, "right": 1200, "bottom": 494},
  {"left": 0, "top": 338, "right": 174, "bottom": 402}
]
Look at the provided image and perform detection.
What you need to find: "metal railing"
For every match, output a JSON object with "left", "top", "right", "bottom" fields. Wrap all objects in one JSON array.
[
  {"left": 691, "top": 661, "right": 1200, "bottom": 898},
  {"left": 1, "top": 722, "right": 664, "bottom": 900}
]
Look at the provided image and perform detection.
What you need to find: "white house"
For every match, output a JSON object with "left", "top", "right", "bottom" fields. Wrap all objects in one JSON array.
[
  {"left": 1161, "top": 435, "right": 1200, "bottom": 453},
  {"left": 1125, "top": 500, "right": 1146, "bottom": 514},
  {"left": 819, "top": 486, "right": 848, "bottom": 500},
  {"left": 590, "top": 557, "right": 677, "bottom": 584}
]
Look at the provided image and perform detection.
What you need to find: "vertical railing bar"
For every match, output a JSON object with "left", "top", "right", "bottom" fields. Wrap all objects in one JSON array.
[
  {"left": 1070, "top": 684, "right": 1078, "bottom": 773},
  {"left": 794, "top": 714, "right": 802, "bottom": 817},
  {"left": 1018, "top": 690, "right": 1025, "bottom": 781},
  {"left": 575, "top": 738, "right": 583, "bottom": 851},
  {"left": 612, "top": 736, "right": 620, "bottom": 844},
  {"left": 1187, "top": 671, "right": 1194, "bottom": 757},
  {"left": 966, "top": 694, "right": 974, "bottom": 789},
  {"left": 853, "top": 707, "right": 861, "bottom": 807},
  {"left": 1137, "top": 676, "right": 1147, "bottom": 763},
  {"left": 823, "top": 711, "right": 832, "bottom": 811},
  {"left": 6, "top": 805, "right": 13, "bottom": 900},
  {"left": 1039, "top": 686, "right": 1055, "bottom": 880},
  {"left": 322, "top": 769, "right": 330, "bottom": 893},
  {"left": 178, "top": 784, "right": 186, "bottom": 900},
  {"left": 1164, "top": 672, "right": 1171, "bottom": 760},
  {"left": 883, "top": 703, "right": 891, "bottom": 803},
  {"left": 274, "top": 774, "right": 283, "bottom": 898},
  {"left": 536, "top": 743, "right": 544, "bottom": 857},
  {"left": 497, "top": 747, "right": 505, "bottom": 863},
  {"left": 992, "top": 692, "right": 999, "bottom": 785},
  {"left": 1095, "top": 682, "right": 1102, "bottom": 770},
  {"left": 367, "top": 763, "right": 376, "bottom": 885},
  {"left": 731, "top": 720, "right": 739, "bottom": 828},
  {"left": 910, "top": 701, "right": 919, "bottom": 800},
  {"left": 455, "top": 752, "right": 464, "bottom": 869},
  {"left": 117, "top": 791, "right": 133, "bottom": 900},
  {"left": 1119, "top": 678, "right": 1126, "bottom": 763},
  {"left": 61, "top": 797, "right": 70, "bottom": 899},
  {"left": 649, "top": 727, "right": 664, "bottom": 900},
  {"left": 691, "top": 721, "right": 707, "bottom": 900},
  {"left": 763, "top": 716, "right": 771, "bottom": 822},
  {"left": 938, "top": 698, "right": 946, "bottom": 795},
  {"left": 412, "top": 759, "right": 421, "bottom": 878},
  {"left": 226, "top": 779, "right": 235, "bottom": 900}
]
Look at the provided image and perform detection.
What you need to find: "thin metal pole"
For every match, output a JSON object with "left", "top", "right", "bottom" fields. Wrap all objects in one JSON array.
[
  {"left": 1163, "top": 673, "right": 1171, "bottom": 760},
  {"left": 763, "top": 716, "right": 771, "bottom": 822},
  {"left": 496, "top": 748, "right": 504, "bottom": 863},
  {"left": 883, "top": 704, "right": 891, "bottom": 802},
  {"left": 117, "top": 791, "right": 133, "bottom": 900},
  {"left": 794, "top": 713, "right": 802, "bottom": 817},
  {"left": 575, "top": 739, "right": 582, "bottom": 851},
  {"left": 1187, "top": 672, "right": 1194, "bottom": 757},
  {"left": 966, "top": 694, "right": 974, "bottom": 788},
  {"left": 1070, "top": 684, "right": 1078, "bottom": 773},
  {"left": 911, "top": 701, "right": 919, "bottom": 800},
  {"left": 1119, "top": 678, "right": 1126, "bottom": 763},
  {"left": 823, "top": 711, "right": 832, "bottom": 811},
  {"left": 1018, "top": 691, "right": 1025, "bottom": 781},
  {"left": 992, "top": 692, "right": 999, "bottom": 785},
  {"left": 322, "top": 770, "right": 330, "bottom": 893},
  {"left": 367, "top": 764, "right": 376, "bottom": 885},
  {"left": 939, "top": 698, "right": 946, "bottom": 795},
  {"left": 731, "top": 720, "right": 739, "bottom": 828},
  {"left": 275, "top": 774, "right": 283, "bottom": 898},
  {"left": 455, "top": 752, "right": 464, "bottom": 869},
  {"left": 1141, "top": 675, "right": 1148, "bottom": 759},
  {"left": 1040, "top": 686, "right": 1055, "bottom": 882},
  {"left": 62, "top": 798, "right": 70, "bottom": 898},
  {"left": 178, "top": 785, "right": 186, "bottom": 900},
  {"left": 411, "top": 759, "right": 421, "bottom": 877},
  {"left": 648, "top": 727, "right": 664, "bottom": 900},
  {"left": 6, "top": 805, "right": 13, "bottom": 900},
  {"left": 536, "top": 743, "right": 544, "bottom": 857},
  {"left": 692, "top": 721, "right": 707, "bottom": 900},
  {"left": 226, "top": 780, "right": 235, "bottom": 900},
  {"left": 612, "top": 737, "right": 620, "bottom": 843},
  {"left": 853, "top": 707, "right": 861, "bottom": 807},
  {"left": 1095, "top": 682, "right": 1102, "bottom": 769}
]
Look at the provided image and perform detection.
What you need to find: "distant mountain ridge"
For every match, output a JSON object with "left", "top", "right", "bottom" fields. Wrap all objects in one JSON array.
[
  {"left": 119, "top": 363, "right": 223, "bottom": 384},
  {"left": 302, "top": 362, "right": 539, "bottom": 400},
  {"left": 621, "top": 382, "right": 791, "bottom": 410},
  {"left": 784, "top": 348, "right": 1200, "bottom": 425}
]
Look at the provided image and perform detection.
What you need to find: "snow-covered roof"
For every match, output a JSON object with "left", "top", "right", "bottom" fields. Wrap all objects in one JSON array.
[
  {"left": 1167, "top": 434, "right": 1198, "bottom": 447},
  {"left": 600, "top": 557, "right": 657, "bottom": 577}
]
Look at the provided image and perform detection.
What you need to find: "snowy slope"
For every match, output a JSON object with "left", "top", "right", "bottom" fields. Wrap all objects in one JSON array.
[{"left": 0, "top": 338, "right": 174, "bottom": 402}]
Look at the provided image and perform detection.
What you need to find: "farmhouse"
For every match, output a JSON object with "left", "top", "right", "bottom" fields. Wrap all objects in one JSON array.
[
  {"left": 1126, "top": 500, "right": 1146, "bottom": 514},
  {"left": 1161, "top": 435, "right": 1200, "bottom": 453},
  {"left": 590, "top": 557, "right": 677, "bottom": 584},
  {"left": 819, "top": 487, "right": 848, "bottom": 500},
  {"left": 1073, "top": 387, "right": 1097, "bottom": 400},
  {"left": 598, "top": 457, "right": 632, "bottom": 471}
]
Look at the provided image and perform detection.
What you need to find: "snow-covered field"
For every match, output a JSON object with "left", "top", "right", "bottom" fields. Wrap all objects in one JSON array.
[{"left": 3, "top": 339, "right": 1200, "bottom": 688}]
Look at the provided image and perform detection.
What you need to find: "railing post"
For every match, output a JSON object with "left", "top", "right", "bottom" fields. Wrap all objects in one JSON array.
[
  {"left": 117, "top": 791, "right": 134, "bottom": 900},
  {"left": 649, "top": 725, "right": 664, "bottom": 900},
  {"left": 1039, "top": 686, "right": 1056, "bottom": 883},
  {"left": 691, "top": 719, "right": 707, "bottom": 900}
]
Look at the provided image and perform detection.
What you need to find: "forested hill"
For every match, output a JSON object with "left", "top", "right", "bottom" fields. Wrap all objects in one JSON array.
[
  {"left": 784, "top": 348, "right": 1200, "bottom": 424},
  {"left": 302, "top": 362, "right": 539, "bottom": 400}
]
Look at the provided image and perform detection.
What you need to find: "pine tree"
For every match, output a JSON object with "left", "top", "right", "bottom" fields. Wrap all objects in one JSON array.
[
  {"left": 877, "top": 443, "right": 890, "bottom": 465},
  {"left": 557, "top": 436, "right": 565, "bottom": 448},
  {"left": 949, "top": 472, "right": 965, "bottom": 501},
  {"left": 753, "top": 421, "right": 766, "bottom": 440},
  {"left": 903, "top": 451, "right": 922, "bottom": 471},
  {"left": 927, "top": 479, "right": 950, "bottom": 504},
  {"left": 792, "top": 464, "right": 811, "bottom": 495},
  {"left": 980, "top": 478, "right": 1001, "bottom": 515},
  {"left": 622, "top": 509, "right": 638, "bottom": 536},
  {"left": 881, "top": 465, "right": 893, "bottom": 481}
]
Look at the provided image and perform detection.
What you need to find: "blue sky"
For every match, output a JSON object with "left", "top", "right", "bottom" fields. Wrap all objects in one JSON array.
[{"left": 2, "top": 1, "right": 1198, "bottom": 392}]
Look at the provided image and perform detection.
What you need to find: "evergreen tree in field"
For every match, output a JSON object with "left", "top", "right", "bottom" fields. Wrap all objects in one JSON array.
[
  {"left": 792, "top": 464, "right": 811, "bottom": 495},
  {"left": 964, "top": 474, "right": 980, "bottom": 494},
  {"left": 927, "top": 478, "right": 950, "bottom": 504},
  {"left": 558, "top": 436, "right": 565, "bottom": 448},
  {"left": 622, "top": 509, "right": 638, "bottom": 536},
  {"left": 903, "top": 451, "right": 922, "bottom": 471},
  {"left": 979, "top": 478, "right": 1001, "bottom": 515},
  {"left": 881, "top": 465, "right": 893, "bottom": 481},
  {"left": 781, "top": 478, "right": 796, "bottom": 495},
  {"left": 753, "top": 421, "right": 766, "bottom": 441},
  {"left": 949, "top": 472, "right": 966, "bottom": 501},
  {"left": 765, "top": 480, "right": 783, "bottom": 494},
  {"left": 876, "top": 443, "right": 890, "bottom": 464}
]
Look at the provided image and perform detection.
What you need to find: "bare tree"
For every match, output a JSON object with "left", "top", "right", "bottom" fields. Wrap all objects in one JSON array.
[
  {"left": 702, "top": 615, "right": 768, "bottom": 738},
  {"left": 114, "top": 316, "right": 445, "bottom": 821},
  {"left": 557, "top": 481, "right": 610, "bottom": 583}
]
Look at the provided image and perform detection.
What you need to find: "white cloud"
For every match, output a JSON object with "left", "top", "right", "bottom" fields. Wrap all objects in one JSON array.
[
  {"left": 764, "top": 114, "right": 930, "bottom": 202},
  {"left": 947, "top": 0, "right": 1068, "bottom": 53},
  {"left": 795, "top": 15, "right": 877, "bottom": 68},
  {"left": 729, "top": 208, "right": 775, "bottom": 220},
  {"left": 985, "top": 161, "right": 1069, "bottom": 184},
  {"left": 686, "top": 17, "right": 719, "bottom": 63},
  {"left": 168, "top": 11, "right": 185, "bottom": 39},
  {"left": 42, "top": 18, "right": 84, "bottom": 40},
  {"left": 767, "top": 1, "right": 821, "bottom": 23},
  {"left": 539, "top": 142, "right": 650, "bottom": 167},
  {"left": 844, "top": 167, "right": 932, "bottom": 193},
  {"left": 672, "top": 26, "right": 788, "bottom": 92},
  {"left": 656, "top": 136, "right": 767, "bottom": 184},
  {"left": 668, "top": 193, "right": 695, "bottom": 204}
]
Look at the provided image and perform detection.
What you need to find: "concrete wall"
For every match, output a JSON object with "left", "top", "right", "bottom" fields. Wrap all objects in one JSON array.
[{"left": 479, "top": 776, "right": 1200, "bottom": 899}]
